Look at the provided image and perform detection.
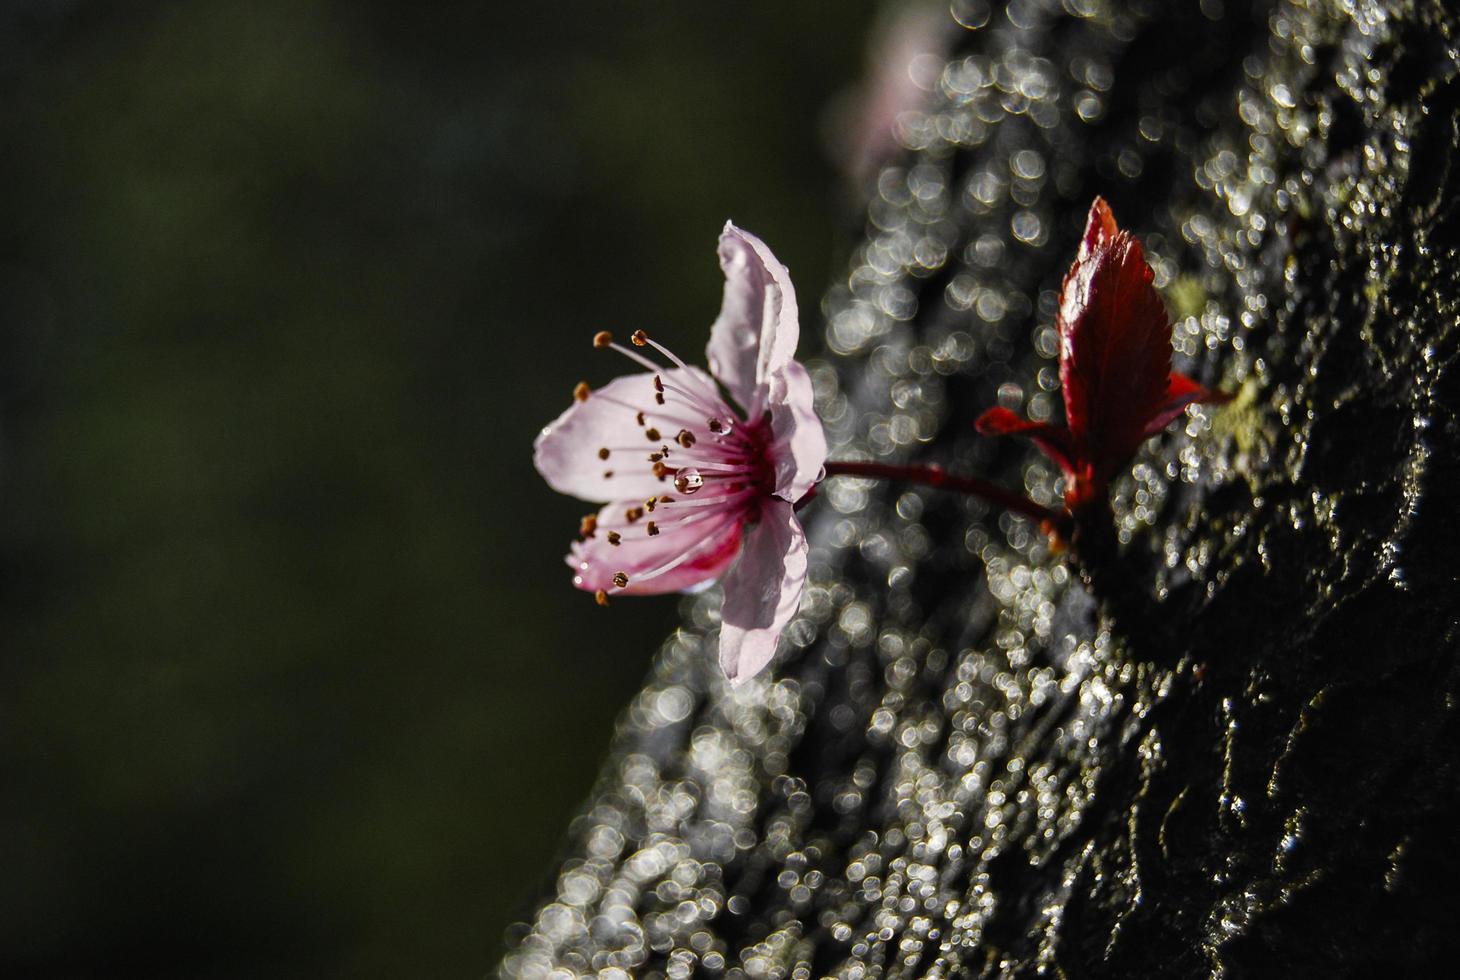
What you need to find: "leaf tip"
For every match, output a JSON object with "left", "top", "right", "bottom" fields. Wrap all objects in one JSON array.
[{"left": 1080, "top": 196, "right": 1121, "bottom": 260}]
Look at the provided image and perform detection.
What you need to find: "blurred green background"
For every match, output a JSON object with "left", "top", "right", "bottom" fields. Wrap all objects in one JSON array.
[{"left": 0, "top": 1, "right": 880, "bottom": 975}]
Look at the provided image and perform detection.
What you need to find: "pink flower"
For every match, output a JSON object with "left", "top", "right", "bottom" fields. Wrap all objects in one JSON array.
[{"left": 533, "top": 223, "right": 827, "bottom": 684}]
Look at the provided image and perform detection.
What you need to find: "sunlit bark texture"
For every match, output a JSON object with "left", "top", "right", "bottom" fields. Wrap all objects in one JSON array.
[{"left": 502, "top": 1, "right": 1460, "bottom": 975}]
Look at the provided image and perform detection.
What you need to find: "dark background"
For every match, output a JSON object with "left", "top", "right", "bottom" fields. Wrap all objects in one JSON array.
[{"left": 0, "top": 1, "right": 885, "bottom": 975}]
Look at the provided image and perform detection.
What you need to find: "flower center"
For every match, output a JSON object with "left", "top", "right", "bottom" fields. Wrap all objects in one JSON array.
[{"left": 577, "top": 330, "right": 773, "bottom": 595}]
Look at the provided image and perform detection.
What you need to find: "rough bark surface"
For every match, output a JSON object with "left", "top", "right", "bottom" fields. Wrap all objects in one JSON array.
[{"left": 502, "top": 1, "right": 1460, "bottom": 976}]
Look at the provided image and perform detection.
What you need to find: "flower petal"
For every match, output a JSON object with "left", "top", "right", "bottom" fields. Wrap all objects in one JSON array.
[
  {"left": 534, "top": 367, "right": 719, "bottom": 503},
  {"left": 766, "top": 359, "right": 827, "bottom": 502},
  {"left": 717, "top": 499, "right": 808, "bottom": 685},
  {"left": 567, "top": 499, "right": 744, "bottom": 595},
  {"left": 974, "top": 406, "right": 1079, "bottom": 480},
  {"left": 706, "top": 222, "right": 800, "bottom": 417},
  {"left": 1141, "top": 370, "right": 1233, "bottom": 437}
]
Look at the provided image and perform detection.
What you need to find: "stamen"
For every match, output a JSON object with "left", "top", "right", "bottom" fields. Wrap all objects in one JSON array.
[
  {"left": 595, "top": 589, "right": 610, "bottom": 606},
  {"left": 618, "top": 513, "right": 738, "bottom": 586},
  {"left": 647, "top": 521, "right": 660, "bottom": 536},
  {"left": 638, "top": 334, "right": 730, "bottom": 408},
  {"left": 613, "top": 572, "right": 630, "bottom": 588},
  {"left": 649, "top": 452, "right": 664, "bottom": 462},
  {"left": 579, "top": 514, "right": 598, "bottom": 538},
  {"left": 607, "top": 531, "right": 622, "bottom": 546},
  {"left": 652, "top": 486, "right": 754, "bottom": 510},
  {"left": 645, "top": 428, "right": 662, "bottom": 441},
  {"left": 593, "top": 331, "right": 613, "bottom": 349},
  {"left": 598, "top": 336, "right": 731, "bottom": 424},
  {"left": 674, "top": 470, "right": 706, "bottom": 494},
  {"left": 605, "top": 342, "right": 661, "bottom": 375},
  {"left": 653, "top": 375, "right": 664, "bottom": 392},
  {"left": 591, "top": 499, "right": 733, "bottom": 533},
  {"left": 645, "top": 497, "right": 657, "bottom": 512},
  {"left": 651, "top": 461, "right": 672, "bottom": 480},
  {"left": 657, "top": 378, "right": 721, "bottom": 417},
  {"left": 598, "top": 447, "right": 610, "bottom": 460},
  {"left": 708, "top": 419, "right": 723, "bottom": 433},
  {"left": 677, "top": 429, "right": 696, "bottom": 448},
  {"left": 625, "top": 507, "right": 645, "bottom": 523},
  {"left": 574, "top": 381, "right": 591, "bottom": 401},
  {"left": 603, "top": 470, "right": 614, "bottom": 479},
  {"left": 636, "top": 411, "right": 646, "bottom": 426}
]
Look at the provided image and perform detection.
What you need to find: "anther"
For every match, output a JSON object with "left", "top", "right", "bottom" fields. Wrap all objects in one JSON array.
[
  {"left": 592, "top": 331, "right": 613, "bottom": 349},
  {"left": 676, "top": 429, "right": 696, "bottom": 448},
  {"left": 645, "top": 427, "right": 662, "bottom": 441},
  {"left": 653, "top": 375, "right": 664, "bottom": 392},
  {"left": 658, "top": 494, "right": 675, "bottom": 503},
  {"left": 598, "top": 447, "right": 610, "bottom": 460},
  {"left": 655, "top": 392, "right": 666, "bottom": 405},
  {"left": 602, "top": 470, "right": 614, "bottom": 479},
  {"left": 648, "top": 452, "right": 664, "bottom": 462},
  {"left": 574, "top": 381, "right": 591, "bottom": 402},
  {"left": 613, "top": 572, "right": 630, "bottom": 588},
  {"left": 651, "top": 461, "right": 671, "bottom": 480},
  {"left": 625, "top": 507, "right": 645, "bottom": 523},
  {"left": 647, "top": 521, "right": 659, "bottom": 536},
  {"left": 708, "top": 418, "right": 723, "bottom": 433},
  {"left": 579, "top": 514, "right": 598, "bottom": 538},
  {"left": 636, "top": 411, "right": 646, "bottom": 426},
  {"left": 607, "top": 531, "right": 622, "bottom": 546},
  {"left": 630, "top": 330, "right": 649, "bottom": 347},
  {"left": 645, "top": 497, "right": 657, "bottom": 512},
  {"left": 594, "top": 589, "right": 610, "bottom": 606}
]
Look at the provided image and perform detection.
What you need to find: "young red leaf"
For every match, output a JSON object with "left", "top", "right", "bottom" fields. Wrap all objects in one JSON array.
[
  {"left": 973, "top": 406, "right": 1078, "bottom": 483},
  {"left": 976, "top": 197, "right": 1228, "bottom": 516}
]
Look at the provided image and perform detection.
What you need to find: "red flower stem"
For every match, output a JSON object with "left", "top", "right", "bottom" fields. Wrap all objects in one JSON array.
[{"left": 821, "top": 460, "right": 1066, "bottom": 529}]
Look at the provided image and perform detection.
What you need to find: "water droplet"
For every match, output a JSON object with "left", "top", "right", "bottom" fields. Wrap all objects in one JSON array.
[{"left": 674, "top": 468, "right": 704, "bottom": 494}]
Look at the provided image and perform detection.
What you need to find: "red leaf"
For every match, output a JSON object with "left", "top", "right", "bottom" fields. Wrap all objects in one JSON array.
[
  {"left": 1075, "top": 194, "right": 1119, "bottom": 263},
  {"left": 975, "top": 406, "right": 1078, "bottom": 479},
  {"left": 976, "top": 198, "right": 1230, "bottom": 518},
  {"left": 1142, "top": 371, "right": 1234, "bottom": 438},
  {"left": 1058, "top": 197, "right": 1174, "bottom": 473}
]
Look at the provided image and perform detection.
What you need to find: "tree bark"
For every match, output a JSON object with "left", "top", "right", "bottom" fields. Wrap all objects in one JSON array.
[{"left": 501, "top": 1, "right": 1460, "bottom": 975}]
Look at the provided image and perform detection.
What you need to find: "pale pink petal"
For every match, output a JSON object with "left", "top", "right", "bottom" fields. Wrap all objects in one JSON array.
[
  {"left": 717, "top": 499, "right": 808, "bottom": 685},
  {"left": 567, "top": 500, "right": 744, "bottom": 595},
  {"left": 706, "top": 222, "right": 800, "bottom": 417},
  {"left": 534, "top": 367, "right": 719, "bottom": 503},
  {"left": 766, "top": 359, "right": 827, "bottom": 502}
]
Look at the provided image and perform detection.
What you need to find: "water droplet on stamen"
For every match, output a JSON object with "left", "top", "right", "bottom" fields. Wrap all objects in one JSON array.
[{"left": 674, "top": 468, "right": 705, "bottom": 494}]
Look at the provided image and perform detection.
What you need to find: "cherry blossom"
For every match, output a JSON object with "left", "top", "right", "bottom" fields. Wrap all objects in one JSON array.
[{"left": 534, "top": 223, "right": 826, "bottom": 684}]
